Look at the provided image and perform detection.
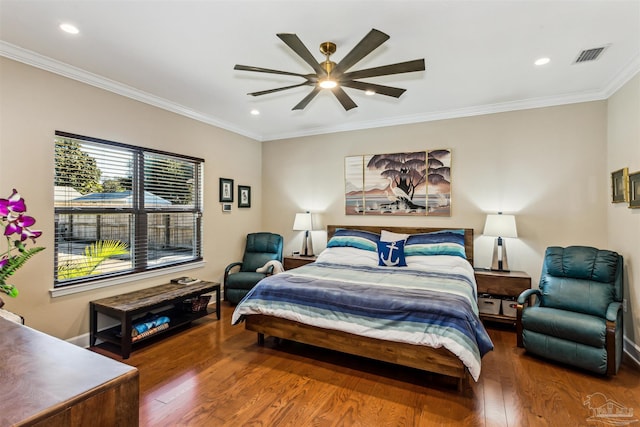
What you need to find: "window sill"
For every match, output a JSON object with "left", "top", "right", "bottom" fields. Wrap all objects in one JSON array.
[{"left": 49, "top": 261, "right": 207, "bottom": 298}]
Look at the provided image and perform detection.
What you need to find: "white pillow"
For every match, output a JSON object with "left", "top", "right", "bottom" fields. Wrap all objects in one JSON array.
[
  {"left": 380, "top": 229, "right": 409, "bottom": 242},
  {"left": 316, "top": 246, "right": 378, "bottom": 266}
]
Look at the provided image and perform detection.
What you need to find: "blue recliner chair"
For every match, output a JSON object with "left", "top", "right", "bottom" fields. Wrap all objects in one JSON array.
[
  {"left": 224, "top": 232, "right": 283, "bottom": 304},
  {"left": 517, "top": 246, "right": 623, "bottom": 375}
]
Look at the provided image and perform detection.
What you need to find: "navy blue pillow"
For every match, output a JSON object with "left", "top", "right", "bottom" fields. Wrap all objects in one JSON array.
[{"left": 377, "top": 240, "right": 407, "bottom": 267}]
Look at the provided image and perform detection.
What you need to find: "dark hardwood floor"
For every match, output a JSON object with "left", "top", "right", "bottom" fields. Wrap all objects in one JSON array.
[{"left": 91, "top": 304, "right": 640, "bottom": 427}]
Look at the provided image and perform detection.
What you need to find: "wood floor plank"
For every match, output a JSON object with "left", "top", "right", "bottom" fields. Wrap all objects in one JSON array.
[{"left": 90, "top": 304, "right": 640, "bottom": 427}]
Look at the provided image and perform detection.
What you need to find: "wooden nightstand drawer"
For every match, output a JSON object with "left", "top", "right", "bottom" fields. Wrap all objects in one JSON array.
[
  {"left": 474, "top": 270, "right": 531, "bottom": 297},
  {"left": 283, "top": 255, "right": 317, "bottom": 270}
]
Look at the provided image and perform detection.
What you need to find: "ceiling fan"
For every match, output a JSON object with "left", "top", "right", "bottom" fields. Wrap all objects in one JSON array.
[{"left": 234, "top": 28, "right": 426, "bottom": 111}]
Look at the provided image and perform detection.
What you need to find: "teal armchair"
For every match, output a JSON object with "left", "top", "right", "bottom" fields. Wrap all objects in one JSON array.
[
  {"left": 224, "top": 232, "right": 283, "bottom": 304},
  {"left": 516, "top": 246, "right": 623, "bottom": 375}
]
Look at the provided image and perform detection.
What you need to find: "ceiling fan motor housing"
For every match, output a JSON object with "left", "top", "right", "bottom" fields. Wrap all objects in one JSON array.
[{"left": 320, "top": 42, "right": 336, "bottom": 74}]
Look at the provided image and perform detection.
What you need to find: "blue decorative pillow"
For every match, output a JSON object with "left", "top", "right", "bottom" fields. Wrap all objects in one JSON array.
[
  {"left": 377, "top": 240, "right": 407, "bottom": 267},
  {"left": 327, "top": 228, "right": 380, "bottom": 252},
  {"left": 404, "top": 229, "right": 467, "bottom": 259}
]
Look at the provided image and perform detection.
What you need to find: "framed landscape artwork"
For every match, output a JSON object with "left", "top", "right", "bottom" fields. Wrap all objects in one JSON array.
[
  {"left": 345, "top": 150, "right": 451, "bottom": 216},
  {"left": 611, "top": 168, "right": 629, "bottom": 203}
]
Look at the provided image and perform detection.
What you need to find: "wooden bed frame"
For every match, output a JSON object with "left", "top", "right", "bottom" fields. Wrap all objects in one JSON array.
[{"left": 243, "top": 225, "right": 475, "bottom": 390}]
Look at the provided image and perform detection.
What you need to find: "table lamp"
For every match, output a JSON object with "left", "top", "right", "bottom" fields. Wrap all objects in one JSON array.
[
  {"left": 293, "top": 212, "right": 314, "bottom": 257},
  {"left": 483, "top": 213, "right": 518, "bottom": 272}
]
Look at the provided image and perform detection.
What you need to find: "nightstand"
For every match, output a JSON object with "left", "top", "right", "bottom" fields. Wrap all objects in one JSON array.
[
  {"left": 283, "top": 255, "right": 317, "bottom": 270},
  {"left": 474, "top": 269, "right": 531, "bottom": 325}
]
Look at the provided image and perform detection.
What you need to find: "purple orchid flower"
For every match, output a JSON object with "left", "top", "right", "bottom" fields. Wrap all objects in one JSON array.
[
  {"left": 1, "top": 190, "right": 42, "bottom": 242},
  {"left": 4, "top": 213, "right": 42, "bottom": 241},
  {"left": 0, "top": 189, "right": 27, "bottom": 217},
  {"left": 1, "top": 188, "right": 44, "bottom": 298}
]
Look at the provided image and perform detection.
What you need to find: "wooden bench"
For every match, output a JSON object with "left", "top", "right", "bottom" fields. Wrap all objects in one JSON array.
[{"left": 90, "top": 281, "right": 220, "bottom": 358}]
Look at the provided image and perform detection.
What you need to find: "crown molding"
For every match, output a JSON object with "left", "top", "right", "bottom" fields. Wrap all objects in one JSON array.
[
  {"left": 3, "top": 41, "right": 638, "bottom": 143},
  {"left": 264, "top": 59, "right": 640, "bottom": 141},
  {"left": 0, "top": 41, "right": 262, "bottom": 141},
  {"left": 602, "top": 54, "right": 640, "bottom": 98},
  {"left": 263, "top": 89, "right": 608, "bottom": 141}
]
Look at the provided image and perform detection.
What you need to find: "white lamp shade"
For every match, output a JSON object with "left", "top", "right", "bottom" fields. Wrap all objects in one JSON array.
[
  {"left": 293, "top": 212, "right": 313, "bottom": 231},
  {"left": 483, "top": 214, "right": 518, "bottom": 238}
]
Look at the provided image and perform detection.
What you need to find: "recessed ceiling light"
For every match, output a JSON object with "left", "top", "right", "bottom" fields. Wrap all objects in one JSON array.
[
  {"left": 365, "top": 90, "right": 375, "bottom": 96},
  {"left": 250, "top": 109, "right": 260, "bottom": 116},
  {"left": 534, "top": 57, "right": 550, "bottom": 66},
  {"left": 59, "top": 23, "right": 79, "bottom": 34}
]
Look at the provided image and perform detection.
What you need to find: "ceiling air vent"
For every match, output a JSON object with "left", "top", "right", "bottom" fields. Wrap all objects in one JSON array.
[{"left": 574, "top": 46, "right": 609, "bottom": 64}]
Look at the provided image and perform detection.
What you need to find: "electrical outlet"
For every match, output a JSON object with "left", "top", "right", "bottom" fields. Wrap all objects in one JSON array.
[{"left": 623, "top": 298, "right": 628, "bottom": 312}]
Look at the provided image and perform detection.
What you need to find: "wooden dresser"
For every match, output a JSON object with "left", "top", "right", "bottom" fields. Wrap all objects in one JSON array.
[{"left": 0, "top": 317, "right": 139, "bottom": 426}]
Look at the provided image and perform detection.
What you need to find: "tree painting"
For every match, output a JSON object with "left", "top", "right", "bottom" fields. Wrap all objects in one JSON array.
[
  {"left": 365, "top": 152, "right": 427, "bottom": 215},
  {"left": 426, "top": 149, "right": 451, "bottom": 216},
  {"left": 345, "top": 150, "right": 451, "bottom": 216}
]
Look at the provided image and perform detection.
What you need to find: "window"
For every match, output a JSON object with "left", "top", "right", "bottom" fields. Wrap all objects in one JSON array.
[{"left": 54, "top": 131, "right": 204, "bottom": 288}]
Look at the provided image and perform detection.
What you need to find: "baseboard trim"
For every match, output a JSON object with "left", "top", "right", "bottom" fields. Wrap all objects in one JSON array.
[
  {"left": 623, "top": 336, "right": 640, "bottom": 369},
  {"left": 67, "top": 332, "right": 90, "bottom": 348}
]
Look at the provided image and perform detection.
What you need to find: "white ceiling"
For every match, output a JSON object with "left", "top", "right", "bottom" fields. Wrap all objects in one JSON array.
[{"left": 1, "top": 0, "right": 639, "bottom": 141}]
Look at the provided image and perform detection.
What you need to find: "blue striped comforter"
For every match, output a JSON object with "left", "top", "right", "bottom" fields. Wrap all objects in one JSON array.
[{"left": 232, "top": 260, "right": 493, "bottom": 381}]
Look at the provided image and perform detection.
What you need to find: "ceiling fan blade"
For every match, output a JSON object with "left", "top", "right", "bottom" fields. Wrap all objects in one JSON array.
[
  {"left": 332, "top": 87, "right": 358, "bottom": 111},
  {"left": 234, "top": 64, "right": 312, "bottom": 79},
  {"left": 332, "top": 29, "right": 390, "bottom": 77},
  {"left": 341, "top": 80, "right": 406, "bottom": 98},
  {"left": 248, "top": 82, "right": 312, "bottom": 96},
  {"left": 292, "top": 87, "right": 322, "bottom": 110},
  {"left": 342, "top": 59, "right": 425, "bottom": 80},
  {"left": 277, "top": 33, "right": 327, "bottom": 76}
]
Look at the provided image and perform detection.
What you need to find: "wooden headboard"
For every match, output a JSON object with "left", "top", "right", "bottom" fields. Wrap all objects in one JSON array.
[{"left": 326, "top": 225, "right": 474, "bottom": 265}]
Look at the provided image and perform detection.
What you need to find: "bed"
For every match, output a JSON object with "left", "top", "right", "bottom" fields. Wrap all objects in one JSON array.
[{"left": 232, "top": 225, "right": 493, "bottom": 390}]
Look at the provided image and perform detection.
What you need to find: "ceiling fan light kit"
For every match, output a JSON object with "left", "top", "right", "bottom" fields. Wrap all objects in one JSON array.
[{"left": 234, "top": 28, "right": 425, "bottom": 111}]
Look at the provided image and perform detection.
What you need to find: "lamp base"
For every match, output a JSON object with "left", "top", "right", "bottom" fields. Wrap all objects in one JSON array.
[
  {"left": 490, "top": 237, "right": 510, "bottom": 272},
  {"left": 300, "top": 230, "right": 314, "bottom": 257}
]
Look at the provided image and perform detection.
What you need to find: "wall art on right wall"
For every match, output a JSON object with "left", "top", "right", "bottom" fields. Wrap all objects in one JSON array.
[
  {"left": 611, "top": 167, "right": 629, "bottom": 203},
  {"left": 629, "top": 170, "right": 640, "bottom": 209}
]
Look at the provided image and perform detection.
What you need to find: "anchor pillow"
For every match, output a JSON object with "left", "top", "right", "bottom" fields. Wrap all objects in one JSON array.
[{"left": 377, "top": 240, "right": 407, "bottom": 267}]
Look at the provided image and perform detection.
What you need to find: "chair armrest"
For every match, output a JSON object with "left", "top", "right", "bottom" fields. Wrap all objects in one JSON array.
[
  {"left": 605, "top": 301, "right": 623, "bottom": 375},
  {"left": 606, "top": 302, "right": 622, "bottom": 322},
  {"left": 516, "top": 288, "right": 540, "bottom": 348},
  {"left": 223, "top": 262, "right": 243, "bottom": 302},
  {"left": 224, "top": 262, "right": 243, "bottom": 275},
  {"left": 517, "top": 288, "right": 541, "bottom": 305}
]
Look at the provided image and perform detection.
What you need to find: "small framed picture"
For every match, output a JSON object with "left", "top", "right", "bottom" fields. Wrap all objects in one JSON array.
[
  {"left": 222, "top": 203, "right": 232, "bottom": 212},
  {"left": 629, "top": 171, "right": 640, "bottom": 209},
  {"left": 238, "top": 185, "right": 251, "bottom": 208},
  {"left": 219, "top": 178, "right": 234, "bottom": 203},
  {"left": 611, "top": 168, "right": 628, "bottom": 203}
]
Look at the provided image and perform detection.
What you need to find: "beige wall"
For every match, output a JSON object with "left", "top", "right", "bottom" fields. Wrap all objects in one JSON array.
[
  {"left": 0, "top": 57, "right": 263, "bottom": 339},
  {"left": 262, "top": 89, "right": 640, "bottom": 362},
  {"left": 607, "top": 72, "right": 640, "bottom": 360},
  {"left": 262, "top": 102, "right": 609, "bottom": 288},
  {"left": 2, "top": 55, "right": 637, "bottom": 361}
]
